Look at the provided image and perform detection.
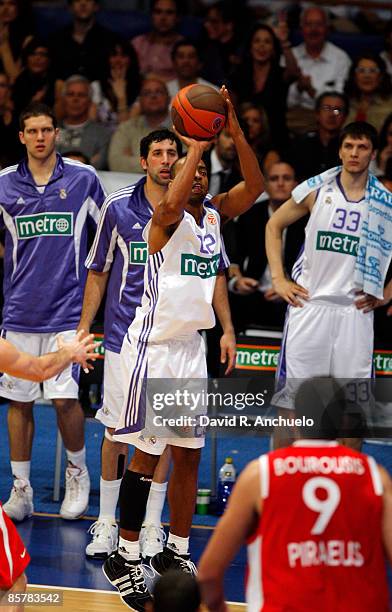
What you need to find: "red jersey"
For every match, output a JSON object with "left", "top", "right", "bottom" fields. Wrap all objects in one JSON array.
[
  {"left": 246, "top": 441, "right": 390, "bottom": 612},
  {"left": 0, "top": 503, "right": 30, "bottom": 590}
]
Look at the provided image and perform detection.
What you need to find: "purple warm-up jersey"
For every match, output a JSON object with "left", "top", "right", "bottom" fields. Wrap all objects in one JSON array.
[
  {"left": 85, "top": 178, "right": 153, "bottom": 354},
  {"left": 0, "top": 155, "right": 106, "bottom": 332}
]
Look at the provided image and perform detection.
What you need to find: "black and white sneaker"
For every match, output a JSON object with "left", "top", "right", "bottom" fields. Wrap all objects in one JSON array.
[
  {"left": 102, "top": 552, "right": 152, "bottom": 611},
  {"left": 150, "top": 545, "right": 197, "bottom": 578}
]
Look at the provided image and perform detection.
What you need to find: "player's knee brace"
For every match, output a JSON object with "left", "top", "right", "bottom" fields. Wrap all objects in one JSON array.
[{"left": 119, "top": 470, "right": 152, "bottom": 532}]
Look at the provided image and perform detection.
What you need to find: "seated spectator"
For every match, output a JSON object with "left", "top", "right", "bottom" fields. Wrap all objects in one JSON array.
[
  {"left": 231, "top": 21, "right": 298, "bottom": 149},
  {"left": 131, "top": 0, "right": 183, "bottom": 81},
  {"left": 108, "top": 76, "right": 171, "bottom": 173},
  {"left": 12, "top": 38, "right": 55, "bottom": 117},
  {"left": 380, "top": 20, "right": 392, "bottom": 78},
  {"left": 0, "top": 0, "right": 34, "bottom": 82},
  {"left": 166, "top": 39, "right": 217, "bottom": 100},
  {"left": 240, "top": 102, "right": 279, "bottom": 171},
  {"left": 56, "top": 75, "right": 111, "bottom": 169},
  {"left": 49, "top": 0, "right": 118, "bottom": 84},
  {"left": 91, "top": 40, "right": 142, "bottom": 129},
  {"left": 224, "top": 161, "right": 306, "bottom": 331},
  {"left": 287, "top": 90, "right": 348, "bottom": 182},
  {"left": 203, "top": 127, "right": 242, "bottom": 196},
  {"left": 344, "top": 53, "right": 392, "bottom": 132},
  {"left": 375, "top": 112, "right": 392, "bottom": 176},
  {"left": 198, "top": 1, "right": 244, "bottom": 85},
  {"left": 0, "top": 71, "right": 22, "bottom": 167},
  {"left": 287, "top": 6, "right": 351, "bottom": 133}
]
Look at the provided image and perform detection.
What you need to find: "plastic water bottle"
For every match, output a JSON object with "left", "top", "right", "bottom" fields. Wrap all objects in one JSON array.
[{"left": 217, "top": 457, "right": 236, "bottom": 515}]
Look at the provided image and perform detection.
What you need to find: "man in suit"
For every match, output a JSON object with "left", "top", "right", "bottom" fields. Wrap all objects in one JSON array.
[{"left": 225, "top": 161, "right": 306, "bottom": 331}]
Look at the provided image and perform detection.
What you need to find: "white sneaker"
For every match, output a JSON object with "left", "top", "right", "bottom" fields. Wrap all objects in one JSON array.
[
  {"left": 3, "top": 479, "right": 34, "bottom": 522},
  {"left": 60, "top": 465, "right": 90, "bottom": 520},
  {"left": 85, "top": 519, "right": 118, "bottom": 559},
  {"left": 140, "top": 524, "right": 166, "bottom": 560}
]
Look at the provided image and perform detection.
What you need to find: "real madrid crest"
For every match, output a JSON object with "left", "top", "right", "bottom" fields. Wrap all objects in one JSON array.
[
  {"left": 325, "top": 196, "right": 332, "bottom": 205},
  {"left": 59, "top": 188, "right": 67, "bottom": 200}
]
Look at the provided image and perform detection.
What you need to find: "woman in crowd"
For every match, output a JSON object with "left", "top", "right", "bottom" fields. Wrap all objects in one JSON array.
[
  {"left": 12, "top": 38, "right": 55, "bottom": 116},
  {"left": 344, "top": 53, "right": 392, "bottom": 132},
  {"left": 0, "top": 0, "right": 34, "bottom": 82},
  {"left": 231, "top": 22, "right": 298, "bottom": 149},
  {"left": 375, "top": 112, "right": 392, "bottom": 176},
  {"left": 240, "top": 102, "right": 279, "bottom": 171},
  {"left": 92, "top": 40, "right": 142, "bottom": 129}
]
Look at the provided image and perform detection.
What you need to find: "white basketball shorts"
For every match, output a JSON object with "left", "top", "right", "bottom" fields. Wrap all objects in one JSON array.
[
  {"left": 95, "top": 349, "right": 123, "bottom": 429},
  {"left": 114, "top": 332, "right": 207, "bottom": 455},
  {"left": 0, "top": 330, "right": 80, "bottom": 402},
  {"left": 273, "top": 302, "right": 374, "bottom": 410}
]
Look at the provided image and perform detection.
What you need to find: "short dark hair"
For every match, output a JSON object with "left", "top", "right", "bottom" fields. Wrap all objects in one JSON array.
[
  {"left": 315, "top": 90, "right": 349, "bottom": 116},
  {"left": 338, "top": 121, "right": 378, "bottom": 150},
  {"left": 19, "top": 102, "right": 57, "bottom": 131},
  {"left": 63, "top": 150, "right": 90, "bottom": 164},
  {"left": 151, "top": 0, "right": 181, "bottom": 13},
  {"left": 153, "top": 571, "right": 200, "bottom": 612},
  {"left": 171, "top": 38, "right": 201, "bottom": 62},
  {"left": 140, "top": 129, "right": 183, "bottom": 159}
]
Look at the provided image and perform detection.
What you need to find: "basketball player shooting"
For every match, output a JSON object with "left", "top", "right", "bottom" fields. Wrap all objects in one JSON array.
[{"left": 103, "top": 87, "right": 264, "bottom": 611}]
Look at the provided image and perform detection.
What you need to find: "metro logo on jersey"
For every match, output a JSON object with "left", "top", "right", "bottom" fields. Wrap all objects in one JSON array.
[
  {"left": 316, "top": 231, "right": 359, "bottom": 256},
  {"left": 181, "top": 253, "right": 220, "bottom": 278},
  {"left": 129, "top": 241, "right": 148, "bottom": 265},
  {"left": 16, "top": 213, "right": 73, "bottom": 239}
]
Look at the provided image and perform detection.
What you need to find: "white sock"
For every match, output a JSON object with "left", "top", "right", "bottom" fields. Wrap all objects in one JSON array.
[
  {"left": 99, "top": 477, "right": 121, "bottom": 523},
  {"left": 144, "top": 481, "right": 167, "bottom": 526},
  {"left": 118, "top": 536, "right": 140, "bottom": 561},
  {"left": 167, "top": 533, "right": 189, "bottom": 555},
  {"left": 65, "top": 447, "right": 87, "bottom": 471},
  {"left": 11, "top": 461, "right": 31, "bottom": 482}
]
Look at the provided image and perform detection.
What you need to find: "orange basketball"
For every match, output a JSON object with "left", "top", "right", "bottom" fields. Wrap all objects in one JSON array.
[{"left": 171, "top": 84, "right": 227, "bottom": 140}]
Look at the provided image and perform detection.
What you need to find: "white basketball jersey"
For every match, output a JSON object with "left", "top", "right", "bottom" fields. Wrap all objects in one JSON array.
[
  {"left": 292, "top": 175, "right": 365, "bottom": 305},
  {"left": 128, "top": 204, "right": 226, "bottom": 343}
]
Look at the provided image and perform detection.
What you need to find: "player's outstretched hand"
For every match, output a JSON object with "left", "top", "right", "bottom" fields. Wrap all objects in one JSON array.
[
  {"left": 220, "top": 85, "right": 241, "bottom": 138},
  {"left": 220, "top": 330, "right": 237, "bottom": 375},
  {"left": 57, "top": 330, "right": 99, "bottom": 372},
  {"left": 272, "top": 277, "right": 309, "bottom": 307},
  {"left": 171, "top": 125, "right": 212, "bottom": 153}
]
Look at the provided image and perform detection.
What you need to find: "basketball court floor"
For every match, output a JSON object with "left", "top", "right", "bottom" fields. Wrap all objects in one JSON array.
[
  {"left": 19, "top": 514, "right": 246, "bottom": 611},
  {"left": 2, "top": 405, "right": 391, "bottom": 611}
]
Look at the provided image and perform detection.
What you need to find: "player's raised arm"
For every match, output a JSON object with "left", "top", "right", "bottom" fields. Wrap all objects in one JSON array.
[
  {"left": 265, "top": 194, "right": 314, "bottom": 307},
  {"left": 149, "top": 134, "right": 210, "bottom": 252},
  {"left": 212, "top": 86, "right": 264, "bottom": 222}
]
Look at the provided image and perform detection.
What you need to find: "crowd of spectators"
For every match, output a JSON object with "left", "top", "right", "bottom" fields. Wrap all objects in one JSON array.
[{"left": 0, "top": 0, "right": 391, "bottom": 342}]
